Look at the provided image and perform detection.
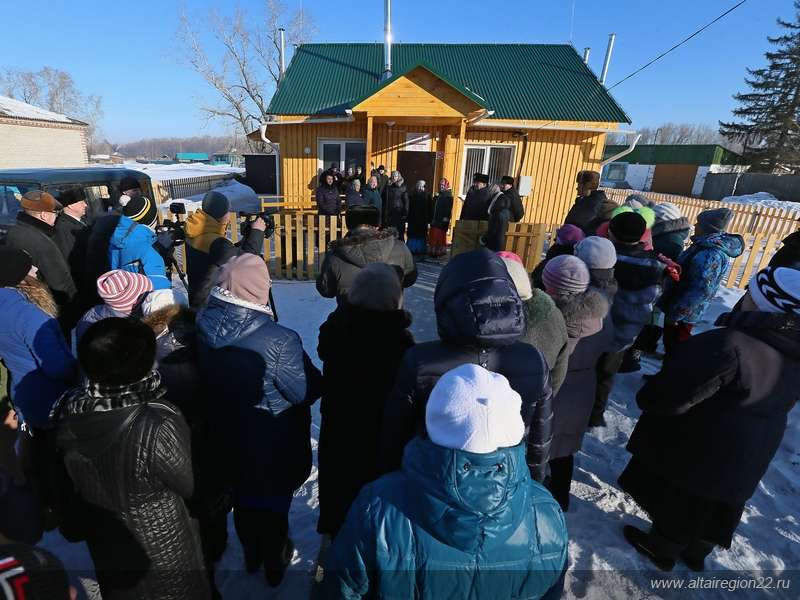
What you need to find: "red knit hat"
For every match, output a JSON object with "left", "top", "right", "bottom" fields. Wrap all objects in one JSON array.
[{"left": 97, "top": 270, "right": 154, "bottom": 313}]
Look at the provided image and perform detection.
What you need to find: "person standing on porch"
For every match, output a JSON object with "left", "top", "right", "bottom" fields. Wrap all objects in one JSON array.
[
  {"left": 426, "top": 178, "right": 453, "bottom": 258},
  {"left": 383, "top": 171, "right": 409, "bottom": 239},
  {"left": 460, "top": 173, "right": 491, "bottom": 221},
  {"left": 406, "top": 180, "right": 431, "bottom": 256},
  {"left": 500, "top": 175, "right": 525, "bottom": 222}
]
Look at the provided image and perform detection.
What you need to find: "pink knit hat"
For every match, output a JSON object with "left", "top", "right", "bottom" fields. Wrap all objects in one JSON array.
[
  {"left": 215, "top": 254, "right": 271, "bottom": 304},
  {"left": 96, "top": 270, "right": 153, "bottom": 313},
  {"left": 495, "top": 251, "right": 524, "bottom": 266}
]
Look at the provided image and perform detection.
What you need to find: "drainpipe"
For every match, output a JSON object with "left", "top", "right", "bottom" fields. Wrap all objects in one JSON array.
[
  {"left": 583, "top": 47, "right": 590, "bottom": 64},
  {"left": 601, "top": 131, "right": 641, "bottom": 167},
  {"left": 599, "top": 33, "right": 616, "bottom": 86},
  {"left": 278, "top": 28, "right": 286, "bottom": 82},
  {"left": 259, "top": 123, "right": 281, "bottom": 155},
  {"left": 467, "top": 109, "right": 495, "bottom": 125},
  {"left": 259, "top": 109, "right": 356, "bottom": 153},
  {"left": 381, "top": 0, "right": 392, "bottom": 81}
]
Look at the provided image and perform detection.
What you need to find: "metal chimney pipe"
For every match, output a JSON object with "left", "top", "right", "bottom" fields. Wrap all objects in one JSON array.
[
  {"left": 381, "top": 0, "right": 392, "bottom": 81},
  {"left": 583, "top": 47, "right": 590, "bottom": 64},
  {"left": 599, "top": 33, "right": 616, "bottom": 85},
  {"left": 279, "top": 28, "right": 286, "bottom": 82}
]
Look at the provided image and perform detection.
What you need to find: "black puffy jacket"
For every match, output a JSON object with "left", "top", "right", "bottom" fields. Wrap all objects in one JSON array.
[{"left": 377, "top": 247, "right": 553, "bottom": 481}]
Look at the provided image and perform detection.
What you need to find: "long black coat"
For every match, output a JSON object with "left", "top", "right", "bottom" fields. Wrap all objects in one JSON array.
[
  {"left": 627, "top": 310, "right": 800, "bottom": 506},
  {"left": 84, "top": 214, "right": 123, "bottom": 307},
  {"left": 460, "top": 186, "right": 491, "bottom": 221},
  {"left": 430, "top": 190, "right": 454, "bottom": 231},
  {"left": 376, "top": 248, "right": 553, "bottom": 482},
  {"left": 384, "top": 179, "right": 409, "bottom": 235},
  {"left": 504, "top": 185, "right": 525, "bottom": 222},
  {"left": 406, "top": 190, "right": 431, "bottom": 239},
  {"left": 316, "top": 302, "right": 415, "bottom": 536},
  {"left": 52, "top": 213, "right": 90, "bottom": 301}
]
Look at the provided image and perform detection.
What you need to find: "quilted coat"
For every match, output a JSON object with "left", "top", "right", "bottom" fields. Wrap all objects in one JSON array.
[
  {"left": 320, "top": 436, "right": 568, "bottom": 600},
  {"left": 108, "top": 216, "right": 171, "bottom": 290},
  {"left": 376, "top": 248, "right": 553, "bottom": 482},
  {"left": 196, "top": 290, "right": 322, "bottom": 496}
]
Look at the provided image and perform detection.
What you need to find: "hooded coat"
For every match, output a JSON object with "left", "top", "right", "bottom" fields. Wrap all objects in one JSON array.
[
  {"left": 384, "top": 177, "right": 409, "bottom": 234},
  {"left": 316, "top": 180, "right": 342, "bottom": 215},
  {"left": 376, "top": 248, "right": 553, "bottom": 482},
  {"left": 195, "top": 291, "right": 322, "bottom": 496},
  {"left": 320, "top": 437, "right": 568, "bottom": 600},
  {"left": 108, "top": 216, "right": 171, "bottom": 290},
  {"left": 460, "top": 185, "right": 491, "bottom": 221},
  {"left": 183, "top": 209, "right": 265, "bottom": 310},
  {"left": 563, "top": 190, "right": 617, "bottom": 236},
  {"left": 519, "top": 289, "right": 570, "bottom": 396},
  {"left": 315, "top": 227, "right": 417, "bottom": 299},
  {"left": 651, "top": 216, "right": 691, "bottom": 261},
  {"left": 480, "top": 194, "right": 511, "bottom": 252},
  {"left": 551, "top": 288, "right": 613, "bottom": 458}
]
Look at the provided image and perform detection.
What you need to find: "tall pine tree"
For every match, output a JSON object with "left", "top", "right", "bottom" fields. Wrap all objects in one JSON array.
[{"left": 720, "top": 2, "right": 800, "bottom": 172}]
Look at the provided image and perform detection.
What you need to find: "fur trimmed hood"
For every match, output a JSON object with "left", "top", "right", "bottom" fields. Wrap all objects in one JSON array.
[
  {"left": 554, "top": 287, "right": 611, "bottom": 346},
  {"left": 651, "top": 216, "right": 691, "bottom": 237},
  {"left": 328, "top": 227, "right": 399, "bottom": 251}
]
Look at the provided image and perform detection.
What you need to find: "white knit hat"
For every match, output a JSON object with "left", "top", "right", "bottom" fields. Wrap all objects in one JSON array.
[
  {"left": 426, "top": 364, "right": 524, "bottom": 454},
  {"left": 501, "top": 258, "right": 532, "bottom": 301},
  {"left": 653, "top": 202, "right": 682, "bottom": 222},
  {"left": 141, "top": 289, "right": 189, "bottom": 316}
]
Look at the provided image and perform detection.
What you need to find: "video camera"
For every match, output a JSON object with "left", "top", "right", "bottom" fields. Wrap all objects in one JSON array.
[
  {"left": 155, "top": 202, "right": 188, "bottom": 247},
  {"left": 239, "top": 210, "right": 276, "bottom": 239}
]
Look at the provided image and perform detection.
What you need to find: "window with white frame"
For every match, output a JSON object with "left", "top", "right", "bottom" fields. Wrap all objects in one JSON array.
[
  {"left": 461, "top": 145, "right": 515, "bottom": 195},
  {"left": 602, "top": 162, "right": 628, "bottom": 181},
  {"left": 319, "top": 140, "right": 367, "bottom": 176}
]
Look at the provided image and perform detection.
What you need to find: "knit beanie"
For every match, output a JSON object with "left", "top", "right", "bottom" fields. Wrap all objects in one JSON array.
[
  {"left": 119, "top": 177, "right": 141, "bottom": 193},
  {"left": 202, "top": 191, "right": 231, "bottom": 219},
  {"left": 78, "top": 318, "right": 156, "bottom": 385},
  {"left": 97, "top": 270, "right": 154, "bottom": 314},
  {"left": 542, "top": 254, "right": 590, "bottom": 295},
  {"left": 0, "top": 544, "right": 71, "bottom": 599},
  {"left": 748, "top": 267, "right": 800, "bottom": 315},
  {"left": 121, "top": 195, "right": 158, "bottom": 227},
  {"left": 21, "top": 190, "right": 62, "bottom": 213},
  {"left": 502, "top": 258, "right": 532, "bottom": 301},
  {"left": 609, "top": 211, "right": 647, "bottom": 243},
  {"left": 426, "top": 364, "right": 524, "bottom": 454},
  {"left": 215, "top": 254, "right": 271, "bottom": 305},
  {"left": 141, "top": 289, "right": 189, "bottom": 316},
  {"left": 496, "top": 251, "right": 524, "bottom": 266},
  {"left": 348, "top": 263, "right": 404, "bottom": 310},
  {"left": 0, "top": 246, "right": 33, "bottom": 287},
  {"left": 555, "top": 224, "right": 586, "bottom": 246},
  {"left": 574, "top": 236, "right": 617, "bottom": 270},
  {"left": 653, "top": 202, "right": 682, "bottom": 222},
  {"left": 624, "top": 193, "right": 656, "bottom": 209},
  {"left": 350, "top": 179, "right": 361, "bottom": 189},
  {"left": 697, "top": 208, "right": 734, "bottom": 234}
]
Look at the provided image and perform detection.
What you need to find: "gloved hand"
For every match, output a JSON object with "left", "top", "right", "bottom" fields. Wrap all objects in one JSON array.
[{"left": 156, "top": 229, "right": 175, "bottom": 250}]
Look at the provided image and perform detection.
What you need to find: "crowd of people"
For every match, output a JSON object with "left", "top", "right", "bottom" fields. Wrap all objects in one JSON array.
[{"left": 0, "top": 168, "right": 798, "bottom": 599}]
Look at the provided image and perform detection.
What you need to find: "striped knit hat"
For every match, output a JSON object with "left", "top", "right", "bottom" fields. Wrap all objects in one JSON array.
[
  {"left": 121, "top": 195, "right": 158, "bottom": 227},
  {"left": 97, "top": 270, "right": 154, "bottom": 313}
]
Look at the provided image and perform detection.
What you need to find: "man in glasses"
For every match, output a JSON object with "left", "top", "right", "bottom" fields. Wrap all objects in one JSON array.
[{"left": 5, "top": 190, "right": 79, "bottom": 339}]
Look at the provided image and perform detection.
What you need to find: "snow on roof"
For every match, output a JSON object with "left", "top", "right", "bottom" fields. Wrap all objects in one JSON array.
[{"left": 0, "top": 94, "right": 78, "bottom": 124}]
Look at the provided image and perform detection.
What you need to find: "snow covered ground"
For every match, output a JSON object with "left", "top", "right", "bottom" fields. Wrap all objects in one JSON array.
[
  {"left": 720, "top": 191, "right": 800, "bottom": 212},
  {"left": 40, "top": 263, "right": 800, "bottom": 600}
]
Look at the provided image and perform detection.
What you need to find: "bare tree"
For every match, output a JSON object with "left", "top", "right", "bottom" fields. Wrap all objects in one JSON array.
[
  {"left": 168, "top": 0, "right": 318, "bottom": 152},
  {"left": 608, "top": 122, "right": 741, "bottom": 151}
]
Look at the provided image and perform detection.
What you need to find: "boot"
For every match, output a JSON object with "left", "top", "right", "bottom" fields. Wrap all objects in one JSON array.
[
  {"left": 623, "top": 525, "right": 686, "bottom": 572},
  {"left": 259, "top": 510, "right": 292, "bottom": 588},
  {"left": 617, "top": 349, "right": 642, "bottom": 373},
  {"left": 680, "top": 539, "right": 715, "bottom": 572},
  {"left": 265, "top": 538, "right": 294, "bottom": 588},
  {"left": 232, "top": 501, "right": 263, "bottom": 573}
]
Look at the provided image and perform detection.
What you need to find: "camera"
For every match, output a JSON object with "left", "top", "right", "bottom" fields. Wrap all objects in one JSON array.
[
  {"left": 156, "top": 202, "right": 188, "bottom": 247},
  {"left": 239, "top": 210, "right": 276, "bottom": 239}
]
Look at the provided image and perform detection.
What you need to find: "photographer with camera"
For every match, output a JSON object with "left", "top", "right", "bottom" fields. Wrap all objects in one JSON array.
[{"left": 184, "top": 191, "right": 266, "bottom": 310}]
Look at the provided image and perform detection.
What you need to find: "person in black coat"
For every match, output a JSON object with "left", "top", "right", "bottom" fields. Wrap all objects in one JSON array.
[
  {"left": 499, "top": 175, "right": 525, "bottom": 222},
  {"left": 618, "top": 266, "right": 800, "bottom": 573},
  {"left": 406, "top": 180, "right": 431, "bottom": 255},
  {"left": 83, "top": 212, "right": 123, "bottom": 307},
  {"left": 460, "top": 173, "right": 491, "bottom": 221},
  {"left": 52, "top": 318, "right": 226, "bottom": 600},
  {"left": 376, "top": 247, "right": 553, "bottom": 482},
  {"left": 51, "top": 187, "right": 92, "bottom": 312},
  {"left": 383, "top": 171, "right": 409, "bottom": 238},
  {"left": 563, "top": 170, "right": 618, "bottom": 236},
  {"left": 479, "top": 187, "right": 511, "bottom": 252},
  {"left": 316, "top": 263, "right": 415, "bottom": 539},
  {"left": 427, "top": 178, "right": 454, "bottom": 257}
]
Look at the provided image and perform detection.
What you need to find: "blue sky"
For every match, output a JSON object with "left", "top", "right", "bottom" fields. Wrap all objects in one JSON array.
[{"left": 0, "top": 0, "right": 791, "bottom": 143}]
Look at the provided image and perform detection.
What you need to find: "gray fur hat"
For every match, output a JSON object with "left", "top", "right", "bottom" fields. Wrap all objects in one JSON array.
[{"left": 574, "top": 236, "right": 617, "bottom": 270}]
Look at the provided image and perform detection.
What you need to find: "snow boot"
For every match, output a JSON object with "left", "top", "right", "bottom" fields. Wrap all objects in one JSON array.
[
  {"left": 680, "top": 539, "right": 715, "bottom": 572},
  {"left": 265, "top": 538, "right": 294, "bottom": 588},
  {"left": 617, "top": 349, "right": 642, "bottom": 373},
  {"left": 623, "top": 525, "right": 686, "bottom": 572},
  {"left": 232, "top": 502, "right": 263, "bottom": 573}
]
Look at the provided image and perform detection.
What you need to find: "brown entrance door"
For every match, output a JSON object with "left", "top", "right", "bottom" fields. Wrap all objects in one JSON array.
[
  {"left": 397, "top": 151, "right": 436, "bottom": 191},
  {"left": 651, "top": 164, "right": 698, "bottom": 196}
]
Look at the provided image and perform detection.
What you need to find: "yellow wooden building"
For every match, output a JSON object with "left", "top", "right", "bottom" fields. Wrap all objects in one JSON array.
[{"left": 252, "top": 43, "right": 633, "bottom": 224}]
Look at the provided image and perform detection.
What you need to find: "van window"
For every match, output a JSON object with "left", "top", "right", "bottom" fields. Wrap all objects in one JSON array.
[{"left": 1, "top": 184, "right": 32, "bottom": 224}]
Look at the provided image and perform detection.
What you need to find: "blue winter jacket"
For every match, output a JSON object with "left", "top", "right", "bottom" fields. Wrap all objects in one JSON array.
[
  {"left": 108, "top": 216, "right": 171, "bottom": 290},
  {"left": 0, "top": 289, "right": 76, "bottom": 427},
  {"left": 195, "top": 291, "right": 323, "bottom": 496},
  {"left": 320, "top": 436, "right": 568, "bottom": 600},
  {"left": 661, "top": 232, "right": 744, "bottom": 325}
]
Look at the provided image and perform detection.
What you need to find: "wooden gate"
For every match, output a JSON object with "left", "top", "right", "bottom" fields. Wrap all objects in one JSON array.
[{"left": 450, "top": 220, "right": 550, "bottom": 272}]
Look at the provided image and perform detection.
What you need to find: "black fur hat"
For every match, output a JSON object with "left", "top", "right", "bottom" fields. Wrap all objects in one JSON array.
[
  {"left": 78, "top": 318, "right": 156, "bottom": 385},
  {"left": 345, "top": 205, "right": 380, "bottom": 229}
]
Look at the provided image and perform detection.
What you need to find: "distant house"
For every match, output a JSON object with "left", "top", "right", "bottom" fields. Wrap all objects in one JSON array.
[
  {"left": 212, "top": 151, "right": 244, "bottom": 167},
  {"left": 248, "top": 43, "right": 631, "bottom": 223},
  {"left": 0, "top": 94, "right": 88, "bottom": 168},
  {"left": 175, "top": 152, "right": 210, "bottom": 163},
  {"left": 601, "top": 144, "right": 747, "bottom": 197}
]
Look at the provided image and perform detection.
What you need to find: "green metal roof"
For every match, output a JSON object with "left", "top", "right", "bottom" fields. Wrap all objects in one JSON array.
[
  {"left": 175, "top": 153, "right": 209, "bottom": 160},
  {"left": 603, "top": 145, "right": 745, "bottom": 166},
  {"left": 268, "top": 43, "right": 630, "bottom": 123}
]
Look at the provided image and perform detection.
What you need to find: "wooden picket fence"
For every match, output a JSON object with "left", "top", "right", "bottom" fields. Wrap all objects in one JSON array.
[
  {"left": 151, "top": 174, "right": 233, "bottom": 204},
  {"left": 450, "top": 221, "right": 555, "bottom": 272}
]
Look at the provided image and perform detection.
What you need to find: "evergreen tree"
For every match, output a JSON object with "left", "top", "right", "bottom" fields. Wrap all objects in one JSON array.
[{"left": 719, "top": 2, "right": 800, "bottom": 172}]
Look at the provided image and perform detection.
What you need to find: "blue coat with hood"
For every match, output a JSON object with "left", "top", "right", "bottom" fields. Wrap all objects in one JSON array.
[
  {"left": 108, "top": 215, "right": 171, "bottom": 290},
  {"left": 320, "top": 436, "right": 568, "bottom": 600},
  {"left": 195, "top": 290, "right": 323, "bottom": 496},
  {"left": 376, "top": 248, "right": 553, "bottom": 482}
]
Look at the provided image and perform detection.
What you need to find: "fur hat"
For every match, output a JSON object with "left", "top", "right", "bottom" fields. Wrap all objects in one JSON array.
[
  {"left": 574, "top": 236, "right": 617, "bottom": 270},
  {"left": 496, "top": 251, "right": 524, "bottom": 266},
  {"left": 56, "top": 186, "right": 86, "bottom": 207},
  {"left": 0, "top": 543, "right": 70, "bottom": 599},
  {"left": 555, "top": 224, "right": 586, "bottom": 247},
  {"left": 118, "top": 177, "right": 141, "bottom": 193},
  {"left": 500, "top": 175, "right": 515, "bottom": 186},
  {"left": 609, "top": 211, "right": 647, "bottom": 243},
  {"left": 97, "top": 270, "right": 153, "bottom": 314},
  {"left": 426, "top": 364, "right": 524, "bottom": 454},
  {"left": 377, "top": 165, "right": 385, "bottom": 171},
  {"left": 215, "top": 254, "right": 271, "bottom": 305},
  {"left": 502, "top": 258, "right": 532, "bottom": 301},
  {"left": 21, "top": 190, "right": 61, "bottom": 213},
  {"left": 542, "top": 255, "right": 590, "bottom": 295},
  {"left": 345, "top": 204, "right": 380, "bottom": 229},
  {"left": 202, "top": 191, "right": 231, "bottom": 219},
  {"left": 0, "top": 246, "right": 33, "bottom": 287},
  {"left": 697, "top": 208, "right": 734, "bottom": 234},
  {"left": 121, "top": 195, "right": 158, "bottom": 227},
  {"left": 391, "top": 170, "right": 401, "bottom": 179},
  {"left": 653, "top": 202, "right": 682, "bottom": 222},
  {"left": 141, "top": 289, "right": 188, "bottom": 316},
  {"left": 748, "top": 267, "right": 800, "bottom": 314},
  {"left": 348, "top": 263, "right": 404, "bottom": 310},
  {"left": 78, "top": 318, "right": 157, "bottom": 385},
  {"left": 474, "top": 173, "right": 490, "bottom": 184}
]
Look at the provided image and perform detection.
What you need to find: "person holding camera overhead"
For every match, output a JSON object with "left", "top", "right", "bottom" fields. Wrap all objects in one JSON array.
[{"left": 184, "top": 191, "right": 267, "bottom": 311}]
